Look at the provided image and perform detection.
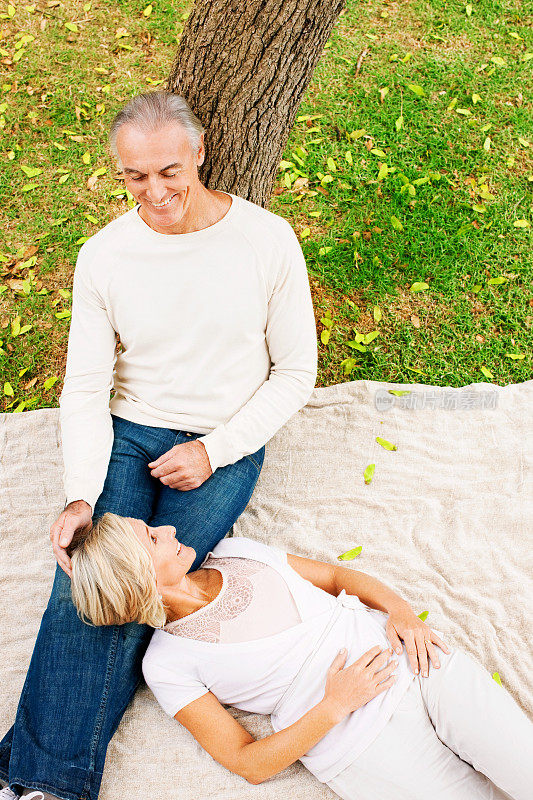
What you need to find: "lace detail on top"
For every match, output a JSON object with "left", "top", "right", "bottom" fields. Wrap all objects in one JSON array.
[{"left": 163, "top": 556, "right": 301, "bottom": 643}]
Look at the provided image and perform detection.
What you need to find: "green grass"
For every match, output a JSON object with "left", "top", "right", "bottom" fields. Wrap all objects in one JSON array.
[{"left": 1, "top": 0, "right": 531, "bottom": 414}]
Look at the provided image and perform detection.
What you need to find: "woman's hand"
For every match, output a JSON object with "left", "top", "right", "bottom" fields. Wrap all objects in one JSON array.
[
  {"left": 385, "top": 603, "right": 450, "bottom": 677},
  {"left": 322, "top": 645, "right": 398, "bottom": 723}
]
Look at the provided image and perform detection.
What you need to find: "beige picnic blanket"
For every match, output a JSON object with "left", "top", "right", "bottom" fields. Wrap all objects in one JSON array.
[{"left": 1, "top": 379, "right": 532, "bottom": 800}]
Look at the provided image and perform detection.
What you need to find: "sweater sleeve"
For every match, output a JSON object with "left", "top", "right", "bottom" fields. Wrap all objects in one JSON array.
[
  {"left": 58, "top": 246, "right": 117, "bottom": 513},
  {"left": 198, "top": 223, "right": 317, "bottom": 472}
]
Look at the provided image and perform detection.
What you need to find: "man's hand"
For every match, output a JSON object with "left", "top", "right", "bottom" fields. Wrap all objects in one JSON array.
[
  {"left": 148, "top": 440, "right": 213, "bottom": 491},
  {"left": 49, "top": 499, "right": 93, "bottom": 578}
]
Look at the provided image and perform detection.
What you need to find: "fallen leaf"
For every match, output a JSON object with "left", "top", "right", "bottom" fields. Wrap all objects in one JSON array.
[
  {"left": 408, "top": 84, "right": 425, "bottom": 97},
  {"left": 338, "top": 546, "right": 363, "bottom": 561},
  {"left": 364, "top": 464, "right": 375, "bottom": 484},
  {"left": 376, "top": 436, "right": 397, "bottom": 451}
]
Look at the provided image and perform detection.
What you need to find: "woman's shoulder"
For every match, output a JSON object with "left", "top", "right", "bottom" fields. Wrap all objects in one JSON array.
[
  {"left": 142, "top": 627, "right": 200, "bottom": 676},
  {"left": 205, "top": 536, "right": 288, "bottom": 567}
]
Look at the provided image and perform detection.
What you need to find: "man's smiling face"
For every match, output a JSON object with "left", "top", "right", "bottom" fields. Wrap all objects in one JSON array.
[{"left": 116, "top": 121, "right": 205, "bottom": 233}]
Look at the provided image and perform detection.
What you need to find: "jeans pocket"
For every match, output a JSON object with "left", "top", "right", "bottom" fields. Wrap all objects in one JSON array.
[
  {"left": 245, "top": 454, "right": 261, "bottom": 471},
  {"left": 245, "top": 443, "right": 266, "bottom": 472}
]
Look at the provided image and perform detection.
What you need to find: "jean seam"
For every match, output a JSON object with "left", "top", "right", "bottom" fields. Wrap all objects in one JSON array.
[
  {"left": 79, "top": 624, "right": 121, "bottom": 800},
  {"left": 9, "top": 777, "right": 81, "bottom": 800}
]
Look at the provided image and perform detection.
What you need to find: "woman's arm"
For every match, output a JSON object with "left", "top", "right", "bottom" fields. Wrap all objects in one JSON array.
[
  {"left": 286, "top": 553, "right": 410, "bottom": 613},
  {"left": 176, "top": 646, "right": 396, "bottom": 785},
  {"left": 287, "top": 553, "right": 450, "bottom": 675},
  {"left": 176, "top": 691, "right": 340, "bottom": 785}
]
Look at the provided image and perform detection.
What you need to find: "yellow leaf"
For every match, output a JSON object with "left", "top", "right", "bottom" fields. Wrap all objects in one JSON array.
[
  {"left": 20, "top": 165, "right": 42, "bottom": 178},
  {"left": 143, "top": 4, "right": 153, "bottom": 16},
  {"left": 338, "top": 546, "right": 362, "bottom": 561},
  {"left": 407, "top": 84, "right": 425, "bottom": 97},
  {"left": 364, "top": 464, "right": 375, "bottom": 485},
  {"left": 390, "top": 215, "right": 403, "bottom": 231},
  {"left": 43, "top": 375, "right": 59, "bottom": 390}
]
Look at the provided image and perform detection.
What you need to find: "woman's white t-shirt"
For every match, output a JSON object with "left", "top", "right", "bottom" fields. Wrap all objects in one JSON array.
[{"left": 142, "top": 537, "right": 415, "bottom": 783}]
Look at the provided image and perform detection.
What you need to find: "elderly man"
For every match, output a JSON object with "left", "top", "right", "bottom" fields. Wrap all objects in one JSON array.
[{"left": 0, "top": 91, "right": 317, "bottom": 800}]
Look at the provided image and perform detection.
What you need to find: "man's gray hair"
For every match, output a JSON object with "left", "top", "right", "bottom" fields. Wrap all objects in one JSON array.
[{"left": 108, "top": 91, "right": 205, "bottom": 164}]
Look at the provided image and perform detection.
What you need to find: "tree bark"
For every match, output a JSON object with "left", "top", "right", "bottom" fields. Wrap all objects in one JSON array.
[{"left": 166, "top": 0, "right": 345, "bottom": 208}]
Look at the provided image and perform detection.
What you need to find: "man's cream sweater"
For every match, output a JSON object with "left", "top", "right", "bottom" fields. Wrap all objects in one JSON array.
[{"left": 59, "top": 193, "right": 318, "bottom": 512}]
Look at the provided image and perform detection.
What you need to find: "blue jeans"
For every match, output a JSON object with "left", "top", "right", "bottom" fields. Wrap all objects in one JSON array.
[{"left": 0, "top": 414, "right": 265, "bottom": 800}]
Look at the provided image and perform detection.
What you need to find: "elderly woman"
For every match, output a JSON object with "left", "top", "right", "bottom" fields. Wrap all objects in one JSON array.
[{"left": 63, "top": 512, "right": 533, "bottom": 800}]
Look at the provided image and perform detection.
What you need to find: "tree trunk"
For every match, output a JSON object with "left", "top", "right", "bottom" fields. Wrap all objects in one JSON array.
[{"left": 166, "top": 0, "right": 345, "bottom": 208}]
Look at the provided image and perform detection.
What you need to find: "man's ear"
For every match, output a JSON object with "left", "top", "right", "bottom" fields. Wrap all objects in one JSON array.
[{"left": 197, "top": 133, "right": 205, "bottom": 167}]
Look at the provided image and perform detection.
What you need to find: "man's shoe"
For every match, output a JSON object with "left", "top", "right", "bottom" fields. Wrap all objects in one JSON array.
[{"left": 0, "top": 788, "right": 20, "bottom": 800}]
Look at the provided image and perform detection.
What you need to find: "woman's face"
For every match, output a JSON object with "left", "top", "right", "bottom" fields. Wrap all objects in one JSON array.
[{"left": 127, "top": 518, "right": 196, "bottom": 591}]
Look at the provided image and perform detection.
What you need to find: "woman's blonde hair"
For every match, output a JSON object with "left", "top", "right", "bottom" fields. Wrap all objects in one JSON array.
[{"left": 67, "top": 512, "right": 167, "bottom": 629}]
